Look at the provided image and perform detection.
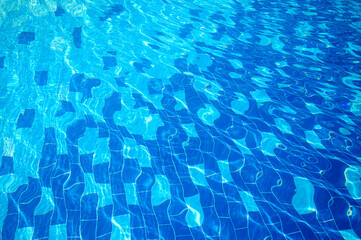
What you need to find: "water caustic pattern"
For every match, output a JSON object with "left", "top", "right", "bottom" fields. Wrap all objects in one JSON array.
[{"left": 0, "top": 0, "right": 361, "bottom": 239}]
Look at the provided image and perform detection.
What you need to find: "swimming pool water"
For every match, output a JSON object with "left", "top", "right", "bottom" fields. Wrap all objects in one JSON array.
[{"left": 1, "top": 0, "right": 361, "bottom": 239}]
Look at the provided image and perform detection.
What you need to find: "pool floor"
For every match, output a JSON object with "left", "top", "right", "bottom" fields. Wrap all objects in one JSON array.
[{"left": 0, "top": 0, "right": 361, "bottom": 239}]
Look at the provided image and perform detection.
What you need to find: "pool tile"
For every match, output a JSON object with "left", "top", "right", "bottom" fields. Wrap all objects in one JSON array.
[
  {"left": 16, "top": 109, "right": 35, "bottom": 129},
  {"left": 18, "top": 32, "right": 35, "bottom": 45},
  {"left": 0, "top": 56, "right": 5, "bottom": 68},
  {"left": 72, "top": 27, "right": 82, "bottom": 49}
]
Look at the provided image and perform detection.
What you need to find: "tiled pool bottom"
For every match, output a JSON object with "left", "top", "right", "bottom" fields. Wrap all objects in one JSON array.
[{"left": 1, "top": 0, "right": 361, "bottom": 239}]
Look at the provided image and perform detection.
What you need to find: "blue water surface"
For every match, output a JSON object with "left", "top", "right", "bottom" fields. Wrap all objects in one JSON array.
[{"left": 1, "top": 0, "right": 361, "bottom": 239}]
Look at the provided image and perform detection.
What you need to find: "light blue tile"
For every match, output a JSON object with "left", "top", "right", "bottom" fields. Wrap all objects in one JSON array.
[
  {"left": 49, "top": 224, "right": 67, "bottom": 240},
  {"left": 124, "top": 183, "right": 138, "bottom": 205},
  {"left": 197, "top": 104, "right": 220, "bottom": 126},
  {"left": 261, "top": 132, "right": 281, "bottom": 156},
  {"left": 34, "top": 187, "right": 54, "bottom": 215},
  {"left": 292, "top": 177, "right": 316, "bottom": 215},
  {"left": 14, "top": 227, "right": 34, "bottom": 240},
  {"left": 239, "top": 191, "right": 259, "bottom": 212},
  {"left": 111, "top": 214, "right": 131, "bottom": 240},
  {"left": 93, "top": 138, "right": 111, "bottom": 165},
  {"left": 231, "top": 92, "right": 249, "bottom": 114},
  {"left": 185, "top": 194, "right": 204, "bottom": 227},
  {"left": 188, "top": 164, "right": 208, "bottom": 187},
  {"left": 152, "top": 174, "right": 171, "bottom": 206},
  {"left": 345, "top": 166, "right": 361, "bottom": 200},
  {"left": 217, "top": 160, "right": 233, "bottom": 183},
  {"left": 305, "top": 130, "right": 325, "bottom": 149}
]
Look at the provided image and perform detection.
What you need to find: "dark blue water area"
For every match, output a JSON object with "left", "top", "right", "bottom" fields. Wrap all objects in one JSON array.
[{"left": 0, "top": 0, "right": 361, "bottom": 239}]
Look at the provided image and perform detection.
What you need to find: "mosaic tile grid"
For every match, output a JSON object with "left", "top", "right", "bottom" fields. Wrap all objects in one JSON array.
[{"left": 1, "top": 0, "right": 361, "bottom": 239}]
